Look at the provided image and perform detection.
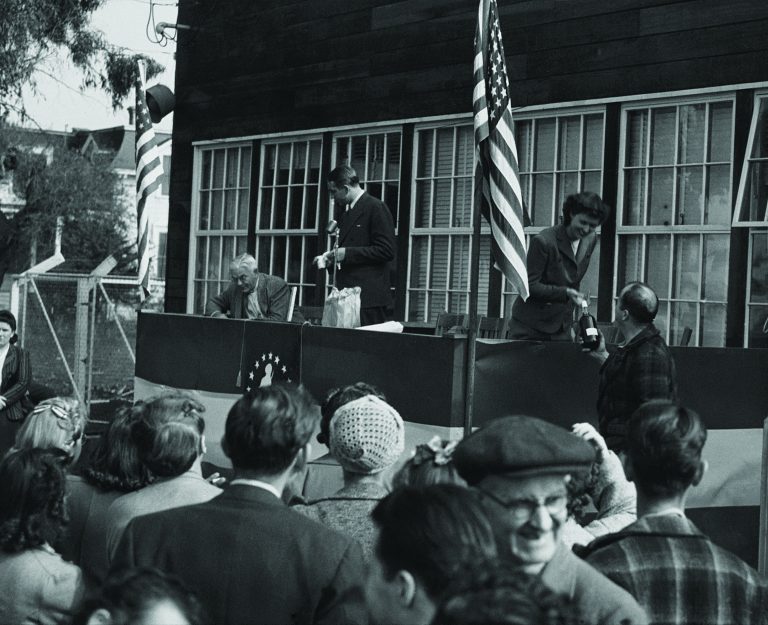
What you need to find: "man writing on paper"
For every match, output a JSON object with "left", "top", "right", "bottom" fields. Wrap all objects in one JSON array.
[
  {"left": 206, "top": 253, "right": 290, "bottom": 321},
  {"left": 315, "top": 165, "right": 396, "bottom": 326}
]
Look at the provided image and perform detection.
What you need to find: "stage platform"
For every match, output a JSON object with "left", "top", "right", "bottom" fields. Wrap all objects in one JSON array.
[{"left": 135, "top": 312, "right": 768, "bottom": 567}]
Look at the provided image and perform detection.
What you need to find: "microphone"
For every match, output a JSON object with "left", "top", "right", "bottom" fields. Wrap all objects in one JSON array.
[{"left": 326, "top": 219, "right": 339, "bottom": 234}]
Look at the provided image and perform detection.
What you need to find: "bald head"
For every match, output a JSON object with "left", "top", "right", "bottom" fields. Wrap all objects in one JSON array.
[{"left": 619, "top": 282, "right": 658, "bottom": 324}]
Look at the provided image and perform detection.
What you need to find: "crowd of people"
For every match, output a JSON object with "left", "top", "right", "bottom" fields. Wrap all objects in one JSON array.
[
  {"left": 0, "top": 185, "right": 766, "bottom": 625},
  {"left": 0, "top": 373, "right": 765, "bottom": 624}
]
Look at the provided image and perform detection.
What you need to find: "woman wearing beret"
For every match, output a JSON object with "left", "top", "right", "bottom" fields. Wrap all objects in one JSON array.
[
  {"left": 508, "top": 192, "right": 611, "bottom": 341},
  {"left": 0, "top": 310, "right": 32, "bottom": 455}
]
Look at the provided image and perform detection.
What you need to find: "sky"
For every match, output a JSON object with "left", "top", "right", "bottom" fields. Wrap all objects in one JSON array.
[{"left": 18, "top": 0, "right": 178, "bottom": 133}]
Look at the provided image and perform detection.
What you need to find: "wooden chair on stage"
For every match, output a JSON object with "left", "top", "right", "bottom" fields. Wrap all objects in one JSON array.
[
  {"left": 478, "top": 316, "right": 507, "bottom": 339},
  {"left": 435, "top": 313, "right": 470, "bottom": 336}
]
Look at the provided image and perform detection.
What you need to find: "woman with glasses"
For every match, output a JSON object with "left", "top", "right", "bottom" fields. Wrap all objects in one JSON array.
[{"left": 0, "top": 310, "right": 32, "bottom": 456}]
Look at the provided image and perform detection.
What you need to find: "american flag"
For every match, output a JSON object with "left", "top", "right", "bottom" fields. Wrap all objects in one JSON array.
[
  {"left": 135, "top": 61, "right": 163, "bottom": 301},
  {"left": 473, "top": 0, "right": 529, "bottom": 300}
]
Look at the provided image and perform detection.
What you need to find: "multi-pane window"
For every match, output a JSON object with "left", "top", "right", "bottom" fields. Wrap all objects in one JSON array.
[
  {"left": 746, "top": 230, "right": 768, "bottom": 348},
  {"left": 508, "top": 110, "right": 605, "bottom": 314},
  {"left": 189, "top": 144, "right": 252, "bottom": 313},
  {"left": 333, "top": 131, "right": 402, "bottom": 229},
  {"left": 255, "top": 138, "right": 323, "bottom": 305},
  {"left": 407, "top": 123, "right": 491, "bottom": 321},
  {"left": 734, "top": 94, "right": 768, "bottom": 347},
  {"left": 616, "top": 99, "right": 734, "bottom": 346}
]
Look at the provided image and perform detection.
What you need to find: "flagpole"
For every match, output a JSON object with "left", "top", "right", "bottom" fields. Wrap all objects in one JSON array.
[{"left": 464, "top": 159, "right": 483, "bottom": 438}]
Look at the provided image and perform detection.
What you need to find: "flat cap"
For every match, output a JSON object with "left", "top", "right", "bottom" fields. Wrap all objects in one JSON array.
[{"left": 453, "top": 415, "right": 596, "bottom": 484}]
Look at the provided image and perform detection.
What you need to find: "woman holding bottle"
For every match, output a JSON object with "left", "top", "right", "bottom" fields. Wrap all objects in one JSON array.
[{"left": 507, "top": 192, "right": 610, "bottom": 341}]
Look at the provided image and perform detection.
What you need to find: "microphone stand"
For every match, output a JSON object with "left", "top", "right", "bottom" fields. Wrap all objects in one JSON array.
[{"left": 330, "top": 228, "right": 340, "bottom": 290}]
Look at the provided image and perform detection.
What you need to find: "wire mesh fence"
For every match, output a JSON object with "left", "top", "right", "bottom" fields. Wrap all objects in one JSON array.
[{"left": 12, "top": 273, "right": 164, "bottom": 423}]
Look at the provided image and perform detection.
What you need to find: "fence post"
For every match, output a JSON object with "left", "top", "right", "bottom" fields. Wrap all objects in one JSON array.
[
  {"left": 74, "top": 278, "right": 91, "bottom": 411},
  {"left": 759, "top": 416, "right": 768, "bottom": 576}
]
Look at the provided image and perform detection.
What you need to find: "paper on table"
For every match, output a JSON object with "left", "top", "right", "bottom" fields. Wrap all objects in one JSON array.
[{"left": 354, "top": 321, "right": 404, "bottom": 333}]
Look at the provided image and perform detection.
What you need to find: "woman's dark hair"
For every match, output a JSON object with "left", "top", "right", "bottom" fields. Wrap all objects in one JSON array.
[
  {"left": 392, "top": 438, "right": 466, "bottom": 489},
  {"left": 433, "top": 558, "right": 576, "bottom": 625},
  {"left": 372, "top": 484, "right": 498, "bottom": 600},
  {"left": 0, "top": 309, "right": 18, "bottom": 344},
  {"left": 131, "top": 393, "right": 206, "bottom": 478},
  {"left": 562, "top": 192, "right": 610, "bottom": 226},
  {"left": 83, "top": 405, "right": 154, "bottom": 492},
  {"left": 0, "top": 448, "right": 69, "bottom": 552},
  {"left": 73, "top": 567, "right": 208, "bottom": 625},
  {"left": 317, "top": 382, "right": 385, "bottom": 446}
]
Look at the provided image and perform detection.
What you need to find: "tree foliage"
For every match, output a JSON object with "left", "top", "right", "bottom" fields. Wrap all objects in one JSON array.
[
  {"left": 0, "top": 123, "right": 134, "bottom": 283},
  {"left": 0, "top": 0, "right": 163, "bottom": 118}
]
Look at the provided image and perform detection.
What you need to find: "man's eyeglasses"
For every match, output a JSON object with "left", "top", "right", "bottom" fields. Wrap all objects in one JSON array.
[{"left": 479, "top": 489, "right": 568, "bottom": 521}]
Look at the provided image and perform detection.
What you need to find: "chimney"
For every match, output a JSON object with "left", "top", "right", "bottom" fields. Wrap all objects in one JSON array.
[{"left": 127, "top": 106, "right": 135, "bottom": 125}]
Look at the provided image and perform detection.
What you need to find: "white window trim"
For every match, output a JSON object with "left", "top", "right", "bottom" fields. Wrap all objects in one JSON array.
[
  {"left": 186, "top": 141, "right": 253, "bottom": 314},
  {"left": 733, "top": 90, "right": 768, "bottom": 227}
]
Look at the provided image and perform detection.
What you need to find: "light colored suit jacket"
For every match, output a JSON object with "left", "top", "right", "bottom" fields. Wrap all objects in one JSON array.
[{"left": 105, "top": 467, "right": 220, "bottom": 561}]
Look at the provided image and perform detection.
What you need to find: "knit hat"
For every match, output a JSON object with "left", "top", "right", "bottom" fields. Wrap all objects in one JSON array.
[{"left": 329, "top": 395, "right": 405, "bottom": 474}]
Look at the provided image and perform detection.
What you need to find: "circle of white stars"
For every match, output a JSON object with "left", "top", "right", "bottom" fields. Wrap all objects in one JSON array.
[{"left": 246, "top": 352, "right": 292, "bottom": 392}]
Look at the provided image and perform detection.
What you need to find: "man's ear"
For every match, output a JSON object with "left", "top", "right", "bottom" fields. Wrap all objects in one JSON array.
[
  {"left": 292, "top": 443, "right": 310, "bottom": 474},
  {"left": 200, "top": 433, "right": 207, "bottom": 456},
  {"left": 86, "top": 609, "right": 113, "bottom": 625},
  {"left": 394, "top": 570, "right": 417, "bottom": 607},
  {"left": 692, "top": 459, "right": 708, "bottom": 487}
]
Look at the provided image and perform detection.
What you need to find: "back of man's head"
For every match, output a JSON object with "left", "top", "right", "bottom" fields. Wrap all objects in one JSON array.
[
  {"left": 619, "top": 282, "right": 659, "bottom": 324},
  {"left": 328, "top": 165, "right": 359, "bottom": 187},
  {"left": 371, "top": 484, "right": 498, "bottom": 601},
  {"left": 224, "top": 384, "right": 317, "bottom": 475},
  {"left": 627, "top": 400, "right": 707, "bottom": 498},
  {"left": 131, "top": 394, "right": 206, "bottom": 479}
]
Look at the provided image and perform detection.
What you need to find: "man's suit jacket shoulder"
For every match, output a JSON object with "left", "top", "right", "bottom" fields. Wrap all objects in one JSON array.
[{"left": 113, "top": 487, "right": 366, "bottom": 625}]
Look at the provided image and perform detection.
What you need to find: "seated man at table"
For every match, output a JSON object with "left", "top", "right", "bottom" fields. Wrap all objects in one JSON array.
[{"left": 205, "top": 253, "right": 290, "bottom": 321}]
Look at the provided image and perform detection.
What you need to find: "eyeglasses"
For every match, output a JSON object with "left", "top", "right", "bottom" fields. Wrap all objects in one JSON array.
[{"left": 479, "top": 489, "right": 568, "bottom": 521}]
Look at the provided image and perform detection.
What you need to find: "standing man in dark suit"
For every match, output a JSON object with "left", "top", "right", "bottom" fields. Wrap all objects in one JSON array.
[
  {"left": 509, "top": 192, "right": 610, "bottom": 340},
  {"left": 111, "top": 384, "right": 367, "bottom": 625},
  {"left": 318, "top": 165, "right": 396, "bottom": 326},
  {"left": 205, "top": 253, "right": 290, "bottom": 321}
]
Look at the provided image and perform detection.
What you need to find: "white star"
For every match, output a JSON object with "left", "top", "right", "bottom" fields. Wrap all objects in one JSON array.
[
  {"left": 268, "top": 352, "right": 273, "bottom": 360},
  {"left": 282, "top": 365, "right": 287, "bottom": 374},
  {"left": 246, "top": 386, "right": 251, "bottom": 392},
  {"left": 274, "top": 356, "right": 280, "bottom": 364},
  {"left": 249, "top": 371, "right": 254, "bottom": 380},
  {"left": 262, "top": 354, "right": 266, "bottom": 361},
  {"left": 254, "top": 361, "right": 260, "bottom": 369}
]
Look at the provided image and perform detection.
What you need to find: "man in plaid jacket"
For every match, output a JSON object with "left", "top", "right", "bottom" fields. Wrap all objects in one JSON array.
[
  {"left": 588, "top": 282, "right": 677, "bottom": 452},
  {"left": 579, "top": 401, "right": 768, "bottom": 625}
]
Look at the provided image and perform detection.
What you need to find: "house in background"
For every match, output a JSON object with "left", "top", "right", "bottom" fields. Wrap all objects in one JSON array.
[
  {"left": 1, "top": 123, "right": 171, "bottom": 279},
  {"left": 163, "top": 0, "right": 768, "bottom": 349},
  {"left": 69, "top": 124, "right": 172, "bottom": 279}
]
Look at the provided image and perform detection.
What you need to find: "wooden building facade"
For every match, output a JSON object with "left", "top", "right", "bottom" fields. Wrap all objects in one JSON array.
[{"left": 165, "top": 0, "right": 768, "bottom": 347}]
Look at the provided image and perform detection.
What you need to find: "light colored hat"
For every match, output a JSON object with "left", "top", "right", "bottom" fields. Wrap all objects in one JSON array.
[{"left": 329, "top": 395, "right": 405, "bottom": 474}]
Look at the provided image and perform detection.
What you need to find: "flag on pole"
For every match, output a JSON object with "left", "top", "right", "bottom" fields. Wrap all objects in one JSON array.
[
  {"left": 135, "top": 61, "right": 163, "bottom": 301},
  {"left": 473, "top": 0, "right": 529, "bottom": 300}
]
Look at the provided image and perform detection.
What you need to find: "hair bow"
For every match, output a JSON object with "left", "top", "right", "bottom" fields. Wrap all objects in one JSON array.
[{"left": 411, "top": 436, "right": 458, "bottom": 467}]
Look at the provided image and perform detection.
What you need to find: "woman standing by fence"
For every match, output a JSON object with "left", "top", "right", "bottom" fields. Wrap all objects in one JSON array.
[{"left": 0, "top": 310, "right": 32, "bottom": 455}]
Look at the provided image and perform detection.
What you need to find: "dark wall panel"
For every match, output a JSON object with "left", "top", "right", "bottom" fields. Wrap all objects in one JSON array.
[{"left": 165, "top": 0, "right": 768, "bottom": 311}]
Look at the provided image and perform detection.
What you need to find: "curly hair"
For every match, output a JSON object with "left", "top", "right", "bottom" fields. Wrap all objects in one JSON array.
[
  {"left": 0, "top": 448, "right": 70, "bottom": 553},
  {"left": 565, "top": 462, "right": 600, "bottom": 525},
  {"left": 83, "top": 405, "right": 154, "bottom": 493},
  {"left": 73, "top": 567, "right": 208, "bottom": 625}
]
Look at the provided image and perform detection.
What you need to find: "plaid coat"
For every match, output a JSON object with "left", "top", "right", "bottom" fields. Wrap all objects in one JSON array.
[
  {"left": 580, "top": 514, "right": 768, "bottom": 625},
  {"left": 597, "top": 324, "right": 677, "bottom": 451}
]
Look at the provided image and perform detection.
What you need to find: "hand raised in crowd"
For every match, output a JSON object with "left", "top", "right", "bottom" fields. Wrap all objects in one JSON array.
[{"left": 571, "top": 422, "right": 608, "bottom": 455}]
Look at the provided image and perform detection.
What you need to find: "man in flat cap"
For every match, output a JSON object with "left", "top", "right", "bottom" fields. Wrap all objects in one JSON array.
[{"left": 453, "top": 415, "right": 648, "bottom": 625}]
